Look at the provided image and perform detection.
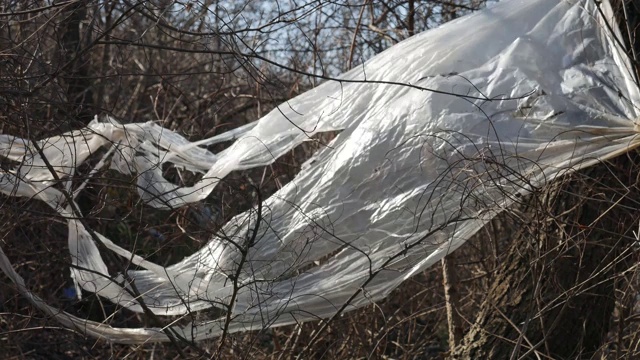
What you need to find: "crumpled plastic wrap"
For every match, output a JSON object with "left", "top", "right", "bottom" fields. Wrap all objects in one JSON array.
[{"left": 1, "top": 0, "right": 639, "bottom": 343}]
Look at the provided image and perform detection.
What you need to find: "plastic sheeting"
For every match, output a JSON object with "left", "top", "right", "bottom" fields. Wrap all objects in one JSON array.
[{"left": 1, "top": 0, "right": 639, "bottom": 343}]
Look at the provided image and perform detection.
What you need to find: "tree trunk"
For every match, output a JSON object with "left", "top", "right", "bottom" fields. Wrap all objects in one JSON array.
[{"left": 59, "top": 0, "right": 94, "bottom": 127}]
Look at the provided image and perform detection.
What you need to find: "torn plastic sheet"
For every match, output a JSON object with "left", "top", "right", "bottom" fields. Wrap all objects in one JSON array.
[{"left": 1, "top": 0, "right": 640, "bottom": 343}]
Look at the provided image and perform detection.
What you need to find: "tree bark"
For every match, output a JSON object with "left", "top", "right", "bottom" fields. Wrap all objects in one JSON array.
[
  {"left": 442, "top": 256, "right": 463, "bottom": 350},
  {"left": 59, "top": 0, "right": 94, "bottom": 126}
]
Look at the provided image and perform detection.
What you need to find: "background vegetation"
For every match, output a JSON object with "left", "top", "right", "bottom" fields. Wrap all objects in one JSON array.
[{"left": 1, "top": 0, "right": 640, "bottom": 359}]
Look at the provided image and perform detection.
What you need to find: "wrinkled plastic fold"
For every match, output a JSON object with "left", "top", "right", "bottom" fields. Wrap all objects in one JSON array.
[{"left": 1, "top": 0, "right": 639, "bottom": 343}]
